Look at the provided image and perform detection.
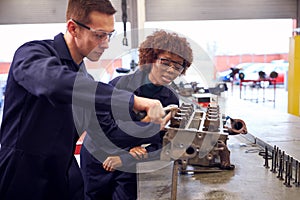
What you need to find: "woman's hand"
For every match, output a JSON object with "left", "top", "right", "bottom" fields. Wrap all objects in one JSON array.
[
  {"left": 129, "top": 146, "right": 148, "bottom": 160},
  {"left": 103, "top": 156, "right": 123, "bottom": 172}
]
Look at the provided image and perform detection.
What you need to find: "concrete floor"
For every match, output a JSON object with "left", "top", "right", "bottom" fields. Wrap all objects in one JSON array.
[{"left": 138, "top": 85, "right": 300, "bottom": 200}]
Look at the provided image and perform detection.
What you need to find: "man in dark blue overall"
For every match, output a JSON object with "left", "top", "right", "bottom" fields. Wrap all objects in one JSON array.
[{"left": 0, "top": 1, "right": 165, "bottom": 200}]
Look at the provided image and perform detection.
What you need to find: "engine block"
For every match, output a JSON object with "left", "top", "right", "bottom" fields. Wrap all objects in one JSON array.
[{"left": 161, "top": 102, "right": 232, "bottom": 170}]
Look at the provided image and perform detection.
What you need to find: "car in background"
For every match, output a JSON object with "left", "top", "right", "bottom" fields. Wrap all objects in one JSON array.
[
  {"left": 270, "top": 60, "right": 289, "bottom": 84},
  {"left": 238, "top": 62, "right": 288, "bottom": 85},
  {"left": 216, "top": 62, "right": 253, "bottom": 82},
  {"left": 217, "top": 61, "right": 288, "bottom": 86}
]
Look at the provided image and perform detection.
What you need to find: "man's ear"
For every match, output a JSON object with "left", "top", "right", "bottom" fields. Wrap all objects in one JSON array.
[{"left": 66, "top": 20, "right": 77, "bottom": 37}]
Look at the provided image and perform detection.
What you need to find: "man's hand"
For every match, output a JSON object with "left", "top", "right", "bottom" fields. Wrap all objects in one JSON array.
[
  {"left": 103, "top": 156, "right": 122, "bottom": 172},
  {"left": 160, "top": 112, "right": 172, "bottom": 130},
  {"left": 133, "top": 96, "right": 164, "bottom": 124},
  {"left": 129, "top": 146, "right": 148, "bottom": 160},
  {"left": 140, "top": 105, "right": 175, "bottom": 131}
]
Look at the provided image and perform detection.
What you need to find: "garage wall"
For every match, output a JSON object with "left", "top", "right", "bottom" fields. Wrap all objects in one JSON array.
[
  {"left": 0, "top": 0, "right": 122, "bottom": 24},
  {"left": 0, "top": 0, "right": 298, "bottom": 24},
  {"left": 0, "top": 0, "right": 68, "bottom": 24},
  {"left": 146, "top": 0, "right": 297, "bottom": 21}
]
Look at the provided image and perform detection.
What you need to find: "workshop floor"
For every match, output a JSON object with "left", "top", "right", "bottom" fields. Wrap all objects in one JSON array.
[
  {"left": 225, "top": 83, "right": 288, "bottom": 113},
  {"left": 138, "top": 84, "right": 300, "bottom": 200}
]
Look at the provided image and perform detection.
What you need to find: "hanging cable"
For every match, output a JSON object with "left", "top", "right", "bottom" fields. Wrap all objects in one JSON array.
[{"left": 122, "top": 0, "right": 128, "bottom": 46}]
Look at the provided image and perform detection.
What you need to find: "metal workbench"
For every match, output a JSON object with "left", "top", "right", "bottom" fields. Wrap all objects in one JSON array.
[{"left": 137, "top": 92, "right": 300, "bottom": 200}]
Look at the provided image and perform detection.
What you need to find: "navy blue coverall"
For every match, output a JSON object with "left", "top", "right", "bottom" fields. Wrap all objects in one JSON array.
[
  {"left": 80, "top": 69, "right": 179, "bottom": 200},
  {"left": 0, "top": 33, "right": 134, "bottom": 200}
]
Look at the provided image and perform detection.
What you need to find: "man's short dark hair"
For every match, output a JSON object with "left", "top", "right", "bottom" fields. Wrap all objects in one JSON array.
[{"left": 66, "top": 0, "right": 117, "bottom": 24}]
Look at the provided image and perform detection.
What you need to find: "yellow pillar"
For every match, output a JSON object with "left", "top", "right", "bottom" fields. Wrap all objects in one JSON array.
[{"left": 288, "top": 35, "right": 300, "bottom": 116}]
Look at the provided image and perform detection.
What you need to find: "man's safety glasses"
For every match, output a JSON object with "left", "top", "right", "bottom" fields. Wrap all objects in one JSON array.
[{"left": 72, "top": 19, "right": 115, "bottom": 42}]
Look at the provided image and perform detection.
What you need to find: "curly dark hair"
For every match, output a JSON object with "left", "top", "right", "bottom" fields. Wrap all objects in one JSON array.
[
  {"left": 138, "top": 30, "right": 193, "bottom": 75},
  {"left": 66, "top": 0, "right": 116, "bottom": 24}
]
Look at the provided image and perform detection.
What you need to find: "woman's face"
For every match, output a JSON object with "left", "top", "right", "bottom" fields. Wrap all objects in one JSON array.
[{"left": 148, "top": 52, "right": 185, "bottom": 86}]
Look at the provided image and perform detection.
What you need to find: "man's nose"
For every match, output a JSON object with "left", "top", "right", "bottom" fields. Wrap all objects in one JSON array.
[{"left": 99, "top": 38, "right": 109, "bottom": 49}]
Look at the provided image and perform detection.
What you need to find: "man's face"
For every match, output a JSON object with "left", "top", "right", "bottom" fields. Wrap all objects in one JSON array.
[{"left": 75, "top": 11, "right": 115, "bottom": 62}]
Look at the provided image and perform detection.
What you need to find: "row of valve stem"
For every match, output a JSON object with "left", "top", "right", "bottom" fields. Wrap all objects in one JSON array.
[
  {"left": 203, "top": 103, "right": 220, "bottom": 132},
  {"left": 169, "top": 103, "right": 194, "bottom": 128},
  {"left": 264, "top": 145, "right": 300, "bottom": 187}
]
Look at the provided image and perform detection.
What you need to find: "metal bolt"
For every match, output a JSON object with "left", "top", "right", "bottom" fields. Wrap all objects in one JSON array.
[
  {"left": 290, "top": 157, "right": 293, "bottom": 181},
  {"left": 296, "top": 161, "right": 300, "bottom": 187},
  {"left": 286, "top": 161, "right": 292, "bottom": 187},
  {"left": 284, "top": 157, "right": 289, "bottom": 186},
  {"left": 272, "top": 147, "right": 278, "bottom": 173},
  {"left": 264, "top": 146, "right": 269, "bottom": 168},
  {"left": 294, "top": 160, "right": 298, "bottom": 185},
  {"left": 278, "top": 154, "right": 284, "bottom": 181}
]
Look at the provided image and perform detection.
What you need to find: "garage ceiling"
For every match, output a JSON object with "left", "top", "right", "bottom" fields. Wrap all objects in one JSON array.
[{"left": 0, "top": 0, "right": 298, "bottom": 24}]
